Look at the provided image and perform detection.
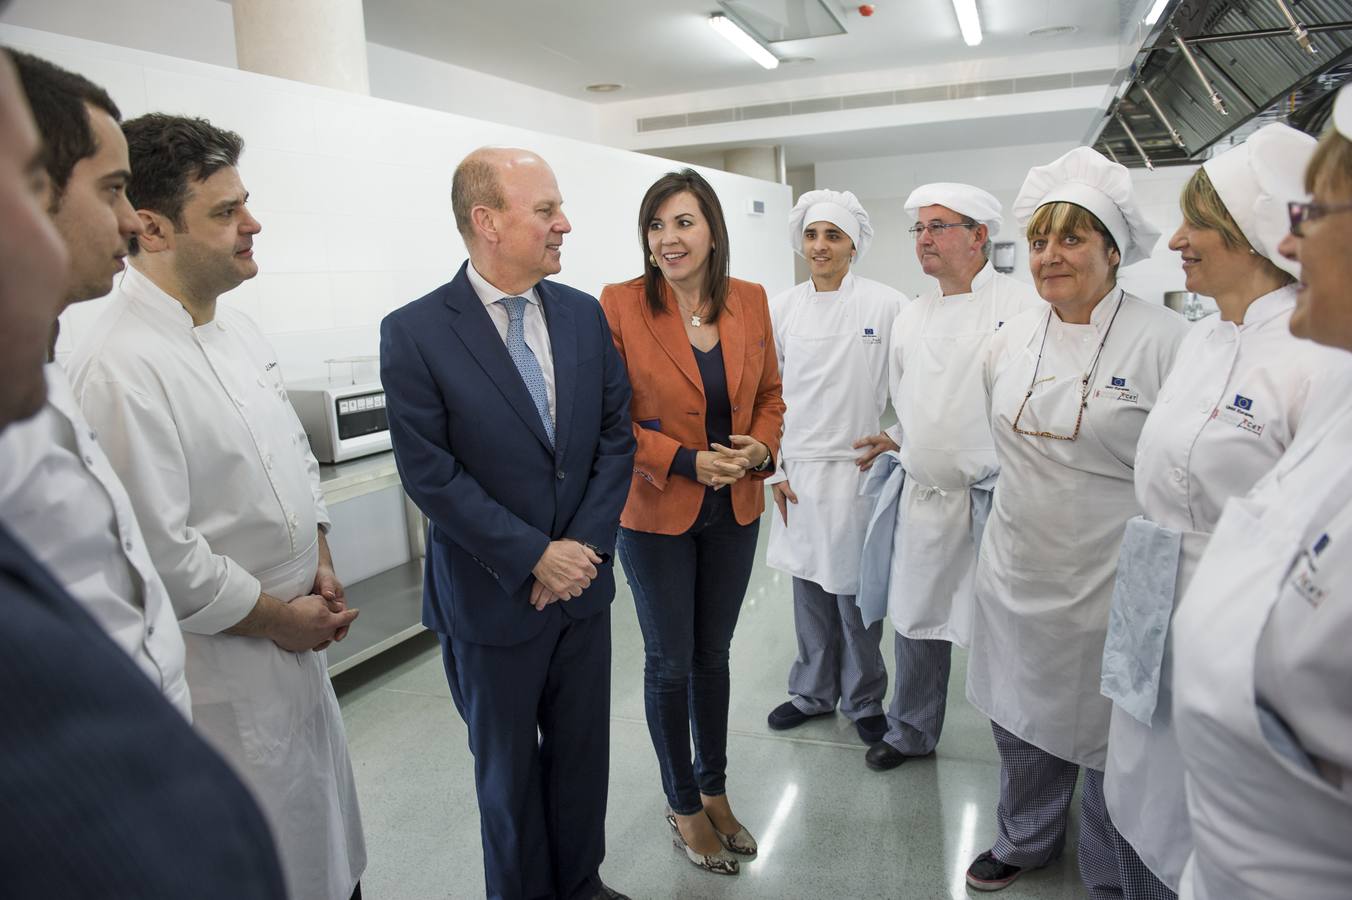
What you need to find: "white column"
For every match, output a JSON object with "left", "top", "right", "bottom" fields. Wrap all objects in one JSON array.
[
  {"left": 722, "top": 146, "right": 782, "bottom": 183},
  {"left": 231, "top": 0, "right": 370, "bottom": 94}
]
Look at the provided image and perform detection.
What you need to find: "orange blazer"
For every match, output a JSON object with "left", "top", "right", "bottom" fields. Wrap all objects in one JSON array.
[{"left": 600, "top": 276, "right": 785, "bottom": 534}]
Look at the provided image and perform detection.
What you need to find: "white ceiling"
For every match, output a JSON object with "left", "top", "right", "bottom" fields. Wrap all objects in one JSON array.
[{"left": 360, "top": 0, "right": 1135, "bottom": 103}]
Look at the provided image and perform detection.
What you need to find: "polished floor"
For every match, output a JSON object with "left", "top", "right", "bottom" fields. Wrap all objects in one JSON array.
[{"left": 334, "top": 514, "right": 1089, "bottom": 899}]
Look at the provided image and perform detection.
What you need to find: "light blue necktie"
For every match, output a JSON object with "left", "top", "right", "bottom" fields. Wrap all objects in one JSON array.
[{"left": 498, "top": 296, "right": 555, "bottom": 446}]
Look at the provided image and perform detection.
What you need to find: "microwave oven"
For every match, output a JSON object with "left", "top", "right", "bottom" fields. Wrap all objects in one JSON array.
[{"left": 287, "top": 378, "right": 392, "bottom": 464}]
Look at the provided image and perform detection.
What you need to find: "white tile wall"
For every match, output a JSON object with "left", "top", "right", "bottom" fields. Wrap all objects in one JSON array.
[{"left": 2, "top": 24, "right": 794, "bottom": 385}]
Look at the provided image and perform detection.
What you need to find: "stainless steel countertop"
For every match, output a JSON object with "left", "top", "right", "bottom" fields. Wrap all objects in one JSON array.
[{"left": 318, "top": 450, "right": 401, "bottom": 503}]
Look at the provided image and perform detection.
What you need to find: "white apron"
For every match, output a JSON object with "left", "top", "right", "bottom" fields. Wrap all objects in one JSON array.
[
  {"left": 187, "top": 539, "right": 364, "bottom": 900},
  {"left": 967, "top": 291, "right": 1186, "bottom": 769},
  {"left": 1100, "top": 522, "right": 1205, "bottom": 889},
  {"left": 1175, "top": 407, "right": 1352, "bottom": 900},
  {"left": 887, "top": 289, "right": 1004, "bottom": 643},
  {"left": 766, "top": 275, "right": 898, "bottom": 595}
]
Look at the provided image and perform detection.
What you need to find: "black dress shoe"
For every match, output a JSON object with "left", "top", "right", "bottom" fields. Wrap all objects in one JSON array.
[
  {"left": 854, "top": 714, "right": 887, "bottom": 744},
  {"left": 593, "top": 884, "right": 631, "bottom": 900},
  {"left": 864, "top": 741, "right": 934, "bottom": 771},
  {"left": 766, "top": 700, "right": 831, "bottom": 731}
]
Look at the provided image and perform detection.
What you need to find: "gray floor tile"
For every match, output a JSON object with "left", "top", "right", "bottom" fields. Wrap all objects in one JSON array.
[{"left": 336, "top": 509, "right": 1087, "bottom": 899}]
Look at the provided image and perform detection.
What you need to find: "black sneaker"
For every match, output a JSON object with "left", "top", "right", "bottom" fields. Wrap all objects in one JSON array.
[
  {"left": 766, "top": 701, "right": 831, "bottom": 731},
  {"left": 966, "top": 850, "right": 1022, "bottom": 891}
]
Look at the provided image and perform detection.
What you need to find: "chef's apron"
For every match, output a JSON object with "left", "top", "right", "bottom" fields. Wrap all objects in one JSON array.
[
  {"left": 968, "top": 299, "right": 1143, "bottom": 770},
  {"left": 767, "top": 283, "right": 887, "bottom": 595},
  {"left": 1101, "top": 519, "right": 1206, "bottom": 889},
  {"left": 186, "top": 538, "right": 365, "bottom": 900},
  {"left": 888, "top": 294, "right": 1001, "bottom": 644}
]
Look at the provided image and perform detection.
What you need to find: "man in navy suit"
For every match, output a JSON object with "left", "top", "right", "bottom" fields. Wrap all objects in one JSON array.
[
  {"left": 0, "top": 48, "right": 285, "bottom": 898},
  {"left": 381, "top": 147, "right": 635, "bottom": 900}
]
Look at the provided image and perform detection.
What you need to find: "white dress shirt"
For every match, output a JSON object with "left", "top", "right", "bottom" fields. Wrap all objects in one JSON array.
[
  {"left": 466, "top": 261, "right": 557, "bottom": 425},
  {"left": 0, "top": 362, "right": 191, "bottom": 718}
]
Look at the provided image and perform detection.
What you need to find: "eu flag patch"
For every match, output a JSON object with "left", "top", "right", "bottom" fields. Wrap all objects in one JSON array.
[
  {"left": 1111, "top": 377, "right": 1126, "bottom": 388},
  {"left": 863, "top": 327, "right": 875, "bottom": 335},
  {"left": 1234, "top": 394, "right": 1253, "bottom": 411}
]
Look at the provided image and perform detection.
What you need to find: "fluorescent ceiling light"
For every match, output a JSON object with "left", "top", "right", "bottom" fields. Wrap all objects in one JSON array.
[
  {"left": 951, "top": 0, "right": 983, "bottom": 47},
  {"left": 709, "top": 13, "right": 779, "bottom": 70},
  {"left": 1144, "top": 0, "right": 1171, "bottom": 25}
]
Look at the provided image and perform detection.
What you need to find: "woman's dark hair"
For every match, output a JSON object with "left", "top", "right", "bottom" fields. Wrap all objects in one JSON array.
[{"left": 637, "top": 168, "right": 731, "bottom": 320}]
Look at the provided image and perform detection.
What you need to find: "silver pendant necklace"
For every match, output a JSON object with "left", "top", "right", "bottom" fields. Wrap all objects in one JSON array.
[{"left": 690, "top": 313, "right": 702, "bottom": 327}]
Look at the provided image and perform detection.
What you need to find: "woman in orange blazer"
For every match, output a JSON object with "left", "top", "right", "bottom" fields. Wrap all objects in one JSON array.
[{"left": 600, "top": 169, "right": 784, "bottom": 878}]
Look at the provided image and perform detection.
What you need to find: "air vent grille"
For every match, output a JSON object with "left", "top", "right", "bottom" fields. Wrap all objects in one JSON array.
[{"left": 635, "top": 68, "right": 1114, "bottom": 133}]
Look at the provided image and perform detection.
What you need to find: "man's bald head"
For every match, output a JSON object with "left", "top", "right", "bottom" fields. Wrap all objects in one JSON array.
[{"left": 451, "top": 147, "right": 547, "bottom": 245}]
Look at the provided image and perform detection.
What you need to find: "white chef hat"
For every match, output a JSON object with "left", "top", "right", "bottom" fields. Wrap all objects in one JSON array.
[
  {"left": 1013, "top": 146, "right": 1161, "bottom": 267},
  {"left": 1336, "top": 82, "right": 1352, "bottom": 139},
  {"left": 904, "top": 182, "right": 1003, "bottom": 235},
  {"left": 1203, "top": 123, "right": 1315, "bottom": 278},
  {"left": 789, "top": 189, "right": 873, "bottom": 260}
]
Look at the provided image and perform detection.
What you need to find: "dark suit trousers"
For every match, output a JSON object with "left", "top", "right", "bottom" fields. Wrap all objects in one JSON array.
[{"left": 440, "top": 606, "right": 611, "bottom": 900}]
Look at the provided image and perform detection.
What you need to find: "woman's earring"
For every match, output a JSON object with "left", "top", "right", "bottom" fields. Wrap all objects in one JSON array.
[{"left": 649, "top": 253, "right": 658, "bottom": 267}]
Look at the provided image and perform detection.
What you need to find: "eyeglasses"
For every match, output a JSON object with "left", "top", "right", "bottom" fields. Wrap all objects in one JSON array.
[
  {"left": 908, "top": 221, "right": 974, "bottom": 238},
  {"left": 1011, "top": 296, "right": 1124, "bottom": 441},
  {"left": 1287, "top": 200, "right": 1352, "bottom": 237}
]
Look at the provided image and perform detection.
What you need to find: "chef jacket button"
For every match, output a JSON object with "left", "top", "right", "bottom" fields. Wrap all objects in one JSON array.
[
  {"left": 556, "top": 470, "right": 565, "bottom": 481},
  {"left": 88, "top": 429, "right": 98, "bottom": 441},
  {"left": 1171, "top": 468, "right": 1185, "bottom": 483},
  {"left": 84, "top": 455, "right": 95, "bottom": 466},
  {"left": 217, "top": 322, "right": 226, "bottom": 331},
  {"left": 257, "top": 376, "right": 266, "bottom": 387},
  {"left": 147, "top": 625, "right": 155, "bottom": 637},
  {"left": 124, "top": 539, "right": 134, "bottom": 552}
]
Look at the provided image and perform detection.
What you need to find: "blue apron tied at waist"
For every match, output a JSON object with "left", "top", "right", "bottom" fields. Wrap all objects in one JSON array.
[
  {"left": 1101, "top": 515, "right": 1181, "bottom": 725},
  {"left": 855, "top": 454, "right": 999, "bottom": 628}
]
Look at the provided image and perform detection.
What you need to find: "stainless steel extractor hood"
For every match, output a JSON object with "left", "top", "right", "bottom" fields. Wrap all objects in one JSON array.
[{"left": 1088, "top": 0, "right": 1352, "bottom": 168}]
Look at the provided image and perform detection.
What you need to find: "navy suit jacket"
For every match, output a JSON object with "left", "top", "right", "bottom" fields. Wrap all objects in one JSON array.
[
  {"left": 380, "top": 262, "right": 635, "bottom": 647},
  {"left": 0, "top": 523, "right": 285, "bottom": 899}
]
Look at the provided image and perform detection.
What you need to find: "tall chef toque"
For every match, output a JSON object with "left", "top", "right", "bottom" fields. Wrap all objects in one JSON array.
[
  {"left": 1203, "top": 122, "right": 1316, "bottom": 278},
  {"left": 1013, "top": 146, "right": 1161, "bottom": 267},
  {"left": 789, "top": 189, "right": 873, "bottom": 261},
  {"left": 904, "top": 182, "right": 1003, "bottom": 235}
]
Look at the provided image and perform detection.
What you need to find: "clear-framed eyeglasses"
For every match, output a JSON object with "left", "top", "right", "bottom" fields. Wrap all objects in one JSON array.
[
  {"left": 907, "top": 221, "right": 975, "bottom": 238},
  {"left": 1287, "top": 200, "right": 1352, "bottom": 237}
]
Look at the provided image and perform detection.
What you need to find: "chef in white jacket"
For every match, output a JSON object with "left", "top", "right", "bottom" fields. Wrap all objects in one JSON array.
[
  {"left": 68, "top": 114, "right": 366, "bottom": 900},
  {"left": 853, "top": 184, "right": 1040, "bottom": 772},
  {"left": 0, "top": 53, "right": 189, "bottom": 716},
  {"left": 1173, "top": 83, "right": 1352, "bottom": 900},
  {"left": 764, "top": 189, "right": 905, "bottom": 745},
  {"left": 964, "top": 147, "right": 1188, "bottom": 896},
  {"left": 1102, "top": 124, "right": 1352, "bottom": 898}
]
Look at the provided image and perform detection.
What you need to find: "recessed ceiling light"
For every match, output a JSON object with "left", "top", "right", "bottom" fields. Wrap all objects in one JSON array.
[
  {"left": 778, "top": 56, "right": 816, "bottom": 65},
  {"left": 1028, "top": 24, "right": 1078, "bottom": 37},
  {"left": 585, "top": 83, "right": 624, "bottom": 93}
]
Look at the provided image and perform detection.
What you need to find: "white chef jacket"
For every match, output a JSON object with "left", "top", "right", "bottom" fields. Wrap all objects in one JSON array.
[
  {"left": 0, "top": 362, "right": 191, "bottom": 718},
  {"left": 68, "top": 265, "right": 365, "bottom": 900},
  {"left": 1105, "top": 285, "right": 1352, "bottom": 887},
  {"left": 967, "top": 290, "right": 1187, "bottom": 768},
  {"left": 765, "top": 271, "right": 905, "bottom": 594},
  {"left": 879, "top": 264, "right": 1040, "bottom": 642},
  {"left": 1174, "top": 393, "right": 1352, "bottom": 900}
]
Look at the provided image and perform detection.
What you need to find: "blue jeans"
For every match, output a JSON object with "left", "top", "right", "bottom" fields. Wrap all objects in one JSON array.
[{"left": 617, "top": 490, "right": 760, "bottom": 815}]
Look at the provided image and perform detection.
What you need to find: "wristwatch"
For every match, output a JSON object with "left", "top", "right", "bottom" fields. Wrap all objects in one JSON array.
[{"left": 752, "top": 453, "right": 773, "bottom": 472}]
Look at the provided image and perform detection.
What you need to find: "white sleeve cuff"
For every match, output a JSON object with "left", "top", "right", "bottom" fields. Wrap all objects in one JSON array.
[{"left": 177, "top": 558, "right": 262, "bottom": 635}]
